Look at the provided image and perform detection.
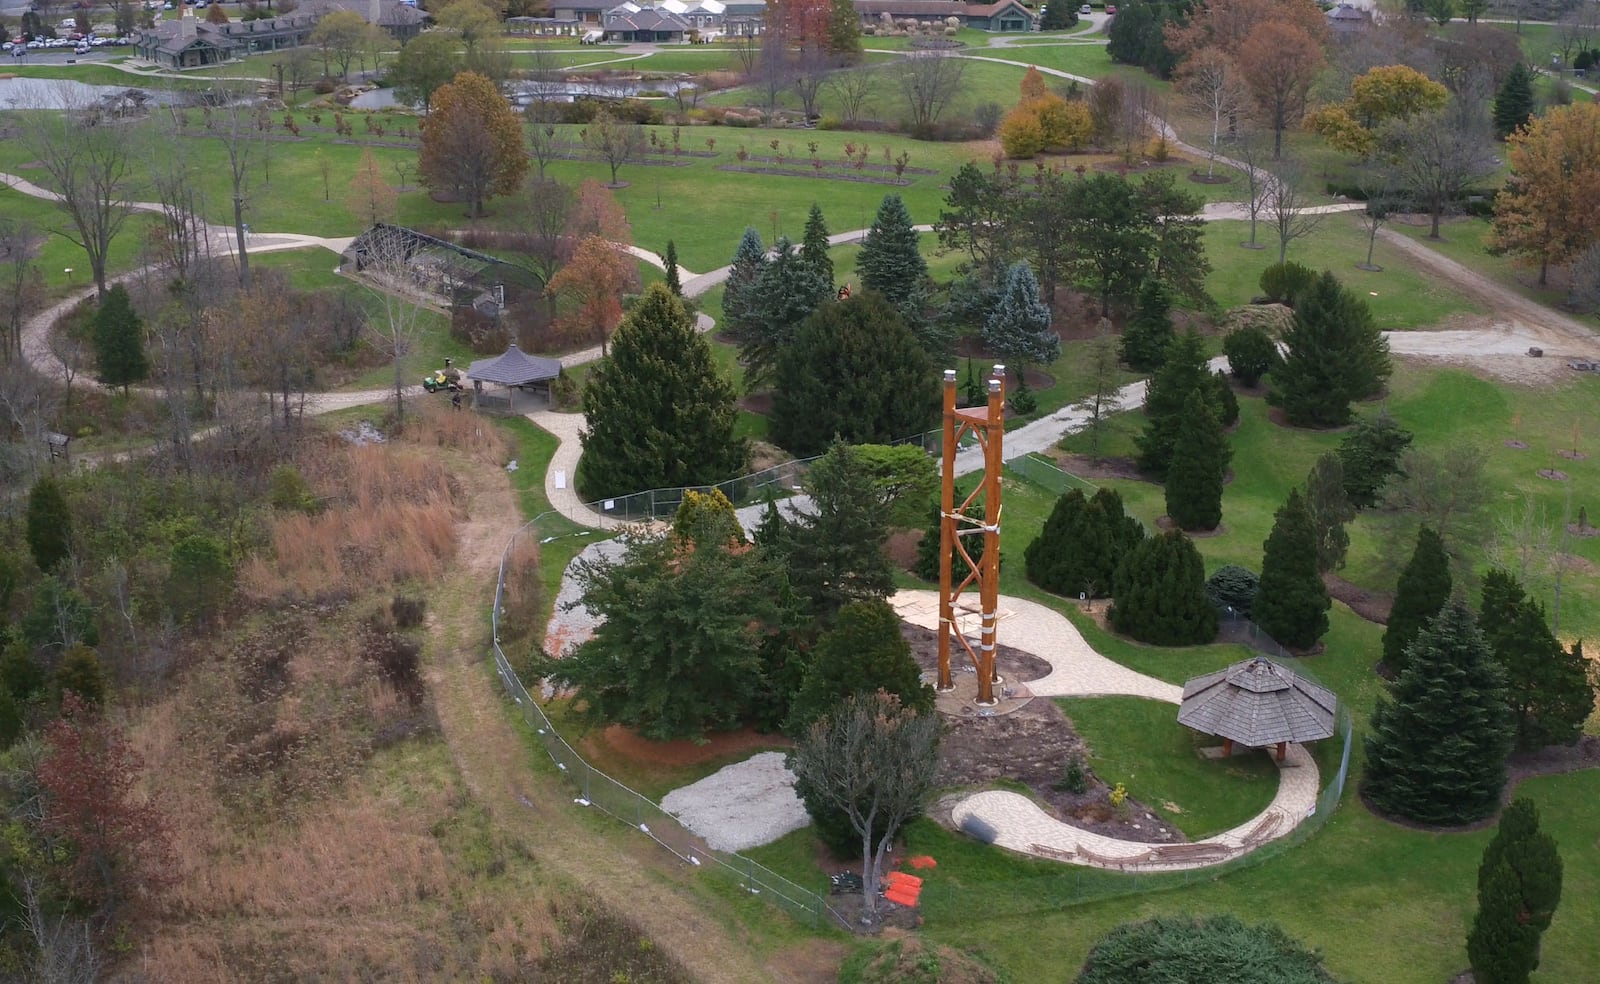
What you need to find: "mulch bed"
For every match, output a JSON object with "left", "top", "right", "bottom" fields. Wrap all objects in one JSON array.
[
  {"left": 1504, "top": 439, "right": 1529, "bottom": 449},
  {"left": 1556, "top": 449, "right": 1588, "bottom": 460},
  {"left": 734, "top": 154, "right": 939, "bottom": 176},
  {"left": 1049, "top": 453, "right": 1149, "bottom": 483},
  {"left": 1537, "top": 469, "right": 1569, "bottom": 481},
  {"left": 716, "top": 164, "right": 911, "bottom": 185},
  {"left": 1154, "top": 516, "right": 1228, "bottom": 537},
  {"left": 738, "top": 391, "right": 774, "bottom": 415},
  {"left": 1187, "top": 171, "right": 1234, "bottom": 185},
  {"left": 1324, "top": 573, "right": 1392, "bottom": 625},
  {"left": 901, "top": 624, "right": 1184, "bottom": 844}
]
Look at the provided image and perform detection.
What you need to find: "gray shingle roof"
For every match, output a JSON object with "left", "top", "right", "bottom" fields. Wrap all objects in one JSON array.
[
  {"left": 1177, "top": 657, "right": 1338, "bottom": 747},
  {"left": 467, "top": 345, "right": 563, "bottom": 386}
]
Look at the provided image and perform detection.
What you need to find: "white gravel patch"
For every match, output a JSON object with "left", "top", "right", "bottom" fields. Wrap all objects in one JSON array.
[{"left": 660, "top": 751, "right": 811, "bottom": 853}]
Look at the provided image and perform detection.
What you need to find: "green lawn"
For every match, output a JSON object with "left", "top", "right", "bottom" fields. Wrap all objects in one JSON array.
[{"left": 0, "top": 186, "right": 162, "bottom": 299}]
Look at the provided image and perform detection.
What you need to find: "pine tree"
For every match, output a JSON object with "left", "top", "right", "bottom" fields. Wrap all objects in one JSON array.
[
  {"left": 663, "top": 239, "right": 682, "bottom": 296},
  {"left": 1164, "top": 389, "right": 1230, "bottom": 532},
  {"left": 769, "top": 292, "right": 938, "bottom": 457},
  {"left": 1479, "top": 568, "right": 1595, "bottom": 750},
  {"left": 1337, "top": 411, "right": 1414, "bottom": 508},
  {"left": 799, "top": 202, "right": 834, "bottom": 287},
  {"left": 1039, "top": 0, "right": 1078, "bottom": 29},
  {"left": 55, "top": 644, "right": 107, "bottom": 707},
  {"left": 721, "top": 226, "right": 766, "bottom": 337},
  {"left": 855, "top": 193, "right": 929, "bottom": 324},
  {"left": 783, "top": 442, "right": 896, "bottom": 625},
  {"left": 1222, "top": 323, "right": 1280, "bottom": 387},
  {"left": 25, "top": 475, "right": 72, "bottom": 574},
  {"left": 92, "top": 284, "right": 148, "bottom": 395},
  {"left": 1468, "top": 860, "right": 1542, "bottom": 984},
  {"left": 580, "top": 284, "right": 746, "bottom": 499},
  {"left": 1135, "top": 330, "right": 1212, "bottom": 479},
  {"left": 1207, "top": 370, "right": 1240, "bottom": 426},
  {"left": 1110, "top": 530, "right": 1218, "bottom": 646},
  {"left": 753, "top": 493, "right": 787, "bottom": 551},
  {"left": 913, "top": 497, "right": 990, "bottom": 582},
  {"left": 1253, "top": 488, "right": 1330, "bottom": 650},
  {"left": 1269, "top": 271, "right": 1392, "bottom": 428},
  {"left": 736, "top": 236, "right": 832, "bottom": 391},
  {"left": 1303, "top": 452, "right": 1355, "bottom": 573},
  {"left": 1119, "top": 278, "right": 1174, "bottom": 372},
  {"left": 1493, "top": 62, "right": 1536, "bottom": 140},
  {"left": 1363, "top": 601, "right": 1515, "bottom": 825},
  {"left": 1382, "top": 526, "right": 1451, "bottom": 676},
  {"left": 983, "top": 261, "right": 1060, "bottom": 373},
  {"left": 1026, "top": 487, "right": 1145, "bottom": 599},
  {"left": 784, "top": 600, "right": 934, "bottom": 735},
  {"left": 1479, "top": 797, "right": 1564, "bottom": 933}
]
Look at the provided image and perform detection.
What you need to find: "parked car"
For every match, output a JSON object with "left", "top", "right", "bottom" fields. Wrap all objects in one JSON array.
[
  {"left": 1106, "top": 3, "right": 1117, "bottom": 12},
  {"left": 580, "top": 29, "right": 603, "bottom": 43},
  {"left": 1079, "top": 3, "right": 1091, "bottom": 12}
]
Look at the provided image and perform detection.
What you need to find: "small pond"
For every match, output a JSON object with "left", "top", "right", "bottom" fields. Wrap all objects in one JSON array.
[
  {"left": 0, "top": 77, "right": 187, "bottom": 110},
  {"left": 349, "top": 78, "right": 691, "bottom": 111}
]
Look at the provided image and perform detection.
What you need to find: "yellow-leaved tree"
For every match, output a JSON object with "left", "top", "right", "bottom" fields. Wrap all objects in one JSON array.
[
  {"left": 999, "top": 67, "right": 1092, "bottom": 158},
  {"left": 1309, "top": 64, "right": 1448, "bottom": 157},
  {"left": 418, "top": 71, "right": 528, "bottom": 218},
  {"left": 1491, "top": 102, "right": 1600, "bottom": 286}
]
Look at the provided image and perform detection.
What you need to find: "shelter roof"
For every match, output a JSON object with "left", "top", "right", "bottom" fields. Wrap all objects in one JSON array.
[
  {"left": 1178, "top": 657, "right": 1338, "bottom": 747},
  {"left": 467, "top": 345, "right": 563, "bottom": 386}
]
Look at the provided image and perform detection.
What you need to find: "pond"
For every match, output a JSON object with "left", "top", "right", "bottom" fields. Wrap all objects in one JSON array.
[
  {"left": 0, "top": 77, "right": 187, "bottom": 110},
  {"left": 349, "top": 78, "right": 692, "bottom": 111}
]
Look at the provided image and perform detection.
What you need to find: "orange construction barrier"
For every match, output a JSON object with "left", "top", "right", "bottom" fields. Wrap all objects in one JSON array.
[
  {"left": 886, "top": 871, "right": 923, "bottom": 889},
  {"left": 884, "top": 886, "right": 920, "bottom": 907}
]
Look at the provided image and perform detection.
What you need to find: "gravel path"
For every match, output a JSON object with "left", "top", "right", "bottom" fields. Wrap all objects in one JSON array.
[{"left": 659, "top": 751, "right": 811, "bottom": 853}]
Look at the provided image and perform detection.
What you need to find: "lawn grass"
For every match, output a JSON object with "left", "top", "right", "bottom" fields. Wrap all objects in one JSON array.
[
  {"left": 0, "top": 186, "right": 162, "bottom": 299},
  {"left": 1059, "top": 696, "right": 1281, "bottom": 839},
  {"left": 1387, "top": 215, "right": 1600, "bottom": 324}
]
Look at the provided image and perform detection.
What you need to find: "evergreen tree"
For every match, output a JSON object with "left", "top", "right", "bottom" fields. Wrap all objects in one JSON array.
[
  {"left": 55, "top": 644, "right": 107, "bottom": 707},
  {"left": 663, "top": 239, "right": 682, "bottom": 296},
  {"left": 1468, "top": 860, "right": 1542, "bottom": 984},
  {"left": 799, "top": 202, "right": 834, "bottom": 287},
  {"left": 1493, "top": 62, "right": 1536, "bottom": 140},
  {"left": 25, "top": 475, "right": 72, "bottom": 573},
  {"left": 753, "top": 493, "right": 787, "bottom": 551},
  {"left": 1223, "top": 323, "right": 1280, "bottom": 387},
  {"left": 1135, "top": 330, "right": 1214, "bottom": 479},
  {"left": 1205, "top": 565, "right": 1260, "bottom": 617},
  {"left": 1363, "top": 601, "right": 1515, "bottom": 825},
  {"left": 982, "top": 261, "right": 1060, "bottom": 371},
  {"left": 735, "top": 236, "right": 832, "bottom": 390},
  {"left": 580, "top": 284, "right": 746, "bottom": 499},
  {"left": 1303, "top": 452, "right": 1355, "bottom": 573},
  {"left": 913, "top": 496, "right": 992, "bottom": 582},
  {"left": 0, "top": 641, "right": 46, "bottom": 704},
  {"left": 1119, "top": 278, "right": 1174, "bottom": 372},
  {"left": 1025, "top": 487, "right": 1145, "bottom": 599},
  {"left": 784, "top": 600, "right": 934, "bottom": 736},
  {"left": 1479, "top": 569, "right": 1595, "bottom": 749},
  {"left": 721, "top": 226, "right": 766, "bottom": 337},
  {"left": 1164, "top": 389, "right": 1229, "bottom": 532},
  {"left": 1478, "top": 797, "right": 1564, "bottom": 933},
  {"left": 855, "top": 194, "right": 931, "bottom": 334},
  {"left": 1039, "top": 0, "right": 1078, "bottom": 30},
  {"left": 1110, "top": 531, "right": 1218, "bottom": 645},
  {"left": 1207, "top": 370, "right": 1240, "bottom": 427},
  {"left": 1269, "top": 271, "right": 1392, "bottom": 428},
  {"left": 1383, "top": 526, "right": 1452, "bottom": 676},
  {"left": 167, "top": 533, "right": 234, "bottom": 625},
  {"left": 769, "top": 292, "right": 938, "bottom": 457},
  {"left": 783, "top": 442, "right": 896, "bottom": 625},
  {"left": 1253, "top": 488, "right": 1331, "bottom": 650},
  {"left": 92, "top": 284, "right": 148, "bottom": 396},
  {"left": 0, "top": 688, "right": 21, "bottom": 751},
  {"left": 1337, "top": 411, "right": 1414, "bottom": 508}
]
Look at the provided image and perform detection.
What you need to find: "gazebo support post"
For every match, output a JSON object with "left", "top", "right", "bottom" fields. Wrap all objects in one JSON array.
[
  {"left": 1221, "top": 738, "right": 1233, "bottom": 758},
  {"left": 1276, "top": 741, "right": 1287, "bottom": 762}
]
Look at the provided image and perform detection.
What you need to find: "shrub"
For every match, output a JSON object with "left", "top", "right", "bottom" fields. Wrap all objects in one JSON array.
[
  {"left": 998, "top": 107, "right": 1047, "bottom": 158},
  {"left": 55, "top": 644, "right": 107, "bottom": 707},
  {"left": 1077, "top": 915, "right": 1338, "bottom": 984},
  {"left": 1205, "top": 565, "right": 1259, "bottom": 617},
  {"left": 1258, "top": 261, "right": 1318, "bottom": 306},
  {"left": 1223, "top": 324, "right": 1281, "bottom": 386},
  {"left": 391, "top": 594, "right": 427, "bottom": 629},
  {"left": 1054, "top": 755, "right": 1089, "bottom": 793},
  {"left": 1109, "top": 531, "right": 1217, "bottom": 645},
  {"left": 365, "top": 631, "right": 423, "bottom": 705},
  {"left": 974, "top": 101, "right": 1003, "bottom": 136},
  {"left": 313, "top": 76, "right": 338, "bottom": 95}
]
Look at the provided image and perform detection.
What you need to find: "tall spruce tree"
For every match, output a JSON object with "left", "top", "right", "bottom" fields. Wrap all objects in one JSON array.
[
  {"left": 1119, "top": 278, "right": 1175, "bottom": 373},
  {"left": 799, "top": 202, "right": 834, "bottom": 287},
  {"left": 92, "top": 283, "right": 148, "bottom": 396},
  {"left": 1337, "top": 411, "right": 1414, "bottom": 508},
  {"left": 1110, "top": 530, "right": 1217, "bottom": 646},
  {"left": 1469, "top": 860, "right": 1543, "bottom": 984},
  {"left": 856, "top": 194, "right": 938, "bottom": 351},
  {"left": 783, "top": 442, "right": 896, "bottom": 625},
  {"left": 1303, "top": 452, "right": 1355, "bottom": 573},
  {"left": 1253, "top": 488, "right": 1330, "bottom": 650},
  {"left": 1363, "top": 601, "right": 1515, "bottom": 825},
  {"left": 1382, "top": 526, "right": 1452, "bottom": 676},
  {"left": 1269, "top": 271, "right": 1392, "bottom": 428},
  {"left": 769, "top": 292, "right": 938, "bottom": 457},
  {"left": 1479, "top": 569, "right": 1595, "bottom": 749},
  {"left": 663, "top": 239, "right": 682, "bottom": 296},
  {"left": 721, "top": 226, "right": 766, "bottom": 337},
  {"left": 1479, "top": 797, "right": 1564, "bottom": 933},
  {"left": 25, "top": 476, "right": 72, "bottom": 574},
  {"left": 1492, "top": 62, "right": 1536, "bottom": 140},
  {"left": 1164, "top": 389, "right": 1230, "bottom": 532},
  {"left": 1025, "top": 487, "right": 1144, "bottom": 599},
  {"left": 579, "top": 284, "right": 746, "bottom": 499},
  {"left": 983, "top": 261, "right": 1060, "bottom": 372},
  {"left": 1135, "top": 330, "right": 1213, "bottom": 479},
  {"left": 736, "top": 236, "right": 832, "bottom": 391},
  {"left": 784, "top": 600, "right": 934, "bottom": 736}
]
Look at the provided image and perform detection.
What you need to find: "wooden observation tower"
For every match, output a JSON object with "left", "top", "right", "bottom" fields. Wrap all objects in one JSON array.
[{"left": 936, "top": 365, "right": 1006, "bottom": 705}]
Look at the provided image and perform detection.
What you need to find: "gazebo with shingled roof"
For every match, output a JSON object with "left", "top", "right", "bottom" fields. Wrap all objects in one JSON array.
[
  {"left": 1177, "top": 656, "right": 1338, "bottom": 762},
  {"left": 465, "top": 344, "right": 563, "bottom": 413}
]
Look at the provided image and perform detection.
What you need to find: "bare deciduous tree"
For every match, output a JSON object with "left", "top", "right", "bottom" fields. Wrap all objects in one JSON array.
[
  {"left": 211, "top": 87, "right": 265, "bottom": 289},
  {"left": 0, "top": 217, "right": 46, "bottom": 363},
  {"left": 1070, "top": 319, "right": 1122, "bottom": 464},
  {"left": 0, "top": 359, "right": 57, "bottom": 484},
  {"left": 354, "top": 230, "right": 430, "bottom": 423},
  {"left": 1380, "top": 109, "right": 1498, "bottom": 239},
  {"left": 790, "top": 44, "right": 832, "bottom": 121},
  {"left": 896, "top": 51, "right": 967, "bottom": 130},
  {"left": 1263, "top": 164, "right": 1326, "bottom": 264},
  {"left": 1176, "top": 47, "right": 1249, "bottom": 179},
  {"left": 1355, "top": 169, "right": 1399, "bottom": 271},
  {"left": 1234, "top": 132, "right": 1272, "bottom": 251},
  {"left": 582, "top": 111, "right": 646, "bottom": 187},
  {"left": 21, "top": 876, "right": 101, "bottom": 984},
  {"left": 525, "top": 103, "right": 566, "bottom": 183},
  {"left": 826, "top": 65, "right": 877, "bottom": 123}
]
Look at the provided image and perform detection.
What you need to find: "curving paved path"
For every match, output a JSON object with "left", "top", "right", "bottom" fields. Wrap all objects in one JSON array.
[{"left": 889, "top": 589, "right": 1321, "bottom": 871}]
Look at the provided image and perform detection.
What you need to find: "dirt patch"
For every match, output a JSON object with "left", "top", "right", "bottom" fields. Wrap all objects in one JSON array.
[
  {"left": 901, "top": 625, "right": 1182, "bottom": 844},
  {"left": 739, "top": 391, "right": 774, "bottom": 415},
  {"left": 1567, "top": 523, "right": 1600, "bottom": 539},
  {"left": 1505, "top": 439, "right": 1529, "bottom": 449},
  {"left": 1557, "top": 449, "right": 1589, "bottom": 460},
  {"left": 1155, "top": 515, "right": 1228, "bottom": 537},
  {"left": 1538, "top": 469, "right": 1570, "bottom": 481},
  {"left": 1325, "top": 573, "right": 1393, "bottom": 625},
  {"left": 887, "top": 529, "right": 924, "bottom": 572},
  {"left": 1557, "top": 553, "right": 1600, "bottom": 576},
  {"left": 1050, "top": 453, "right": 1150, "bottom": 482},
  {"left": 591, "top": 724, "right": 790, "bottom": 768},
  {"left": 1265, "top": 405, "right": 1353, "bottom": 432}
]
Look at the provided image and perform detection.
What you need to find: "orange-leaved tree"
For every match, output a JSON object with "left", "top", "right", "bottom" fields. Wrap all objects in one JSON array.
[
  {"left": 1491, "top": 102, "right": 1600, "bottom": 286},
  {"left": 418, "top": 71, "right": 528, "bottom": 217},
  {"left": 346, "top": 147, "right": 397, "bottom": 228},
  {"left": 1237, "top": 20, "right": 1324, "bottom": 158},
  {"left": 1166, "top": 0, "right": 1326, "bottom": 61},
  {"left": 546, "top": 235, "right": 638, "bottom": 356}
]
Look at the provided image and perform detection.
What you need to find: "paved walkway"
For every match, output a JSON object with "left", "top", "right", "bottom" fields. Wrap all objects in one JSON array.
[{"left": 887, "top": 589, "right": 1320, "bottom": 870}]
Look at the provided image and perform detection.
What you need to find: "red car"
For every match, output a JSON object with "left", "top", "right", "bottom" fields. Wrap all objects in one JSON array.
[{"left": 1106, "top": 4, "right": 1117, "bottom": 13}]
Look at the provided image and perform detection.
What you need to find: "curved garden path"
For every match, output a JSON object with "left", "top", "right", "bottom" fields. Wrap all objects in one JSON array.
[{"left": 889, "top": 590, "right": 1320, "bottom": 870}]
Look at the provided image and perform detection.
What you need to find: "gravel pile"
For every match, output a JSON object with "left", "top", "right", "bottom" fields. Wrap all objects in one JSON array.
[{"left": 660, "top": 751, "right": 811, "bottom": 853}]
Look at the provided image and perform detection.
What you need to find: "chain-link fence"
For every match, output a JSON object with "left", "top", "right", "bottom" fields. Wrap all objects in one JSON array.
[{"left": 1004, "top": 452, "right": 1100, "bottom": 495}]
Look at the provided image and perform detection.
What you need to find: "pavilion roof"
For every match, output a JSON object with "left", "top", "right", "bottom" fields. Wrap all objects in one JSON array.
[{"left": 1178, "top": 657, "right": 1338, "bottom": 747}]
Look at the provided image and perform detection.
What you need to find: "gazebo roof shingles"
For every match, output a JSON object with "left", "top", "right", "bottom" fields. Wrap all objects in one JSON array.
[
  {"left": 1178, "top": 657, "right": 1338, "bottom": 749},
  {"left": 466, "top": 345, "right": 563, "bottom": 386}
]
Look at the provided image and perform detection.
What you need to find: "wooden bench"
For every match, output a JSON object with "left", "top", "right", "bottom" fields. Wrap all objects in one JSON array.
[
  {"left": 1146, "top": 841, "right": 1235, "bottom": 865},
  {"left": 1075, "top": 845, "right": 1157, "bottom": 868},
  {"left": 1240, "top": 811, "right": 1284, "bottom": 847},
  {"left": 1029, "top": 843, "right": 1077, "bottom": 863}
]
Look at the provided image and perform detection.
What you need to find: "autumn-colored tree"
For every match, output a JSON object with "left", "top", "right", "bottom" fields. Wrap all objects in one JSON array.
[
  {"left": 1237, "top": 21, "right": 1325, "bottom": 157},
  {"left": 419, "top": 71, "right": 528, "bottom": 217},
  {"left": 1309, "top": 64, "right": 1448, "bottom": 157},
  {"left": 1176, "top": 47, "right": 1249, "bottom": 178},
  {"left": 1020, "top": 65, "right": 1050, "bottom": 101},
  {"left": 346, "top": 147, "right": 397, "bottom": 228},
  {"left": 566, "top": 178, "right": 634, "bottom": 246},
  {"left": 1166, "top": 0, "right": 1326, "bottom": 61},
  {"left": 36, "top": 694, "right": 177, "bottom": 914},
  {"left": 1000, "top": 93, "right": 1093, "bottom": 157},
  {"left": 546, "top": 235, "right": 638, "bottom": 355},
  {"left": 205, "top": 2, "right": 228, "bottom": 23},
  {"left": 310, "top": 8, "right": 377, "bottom": 80},
  {"left": 1491, "top": 102, "right": 1600, "bottom": 286}
]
